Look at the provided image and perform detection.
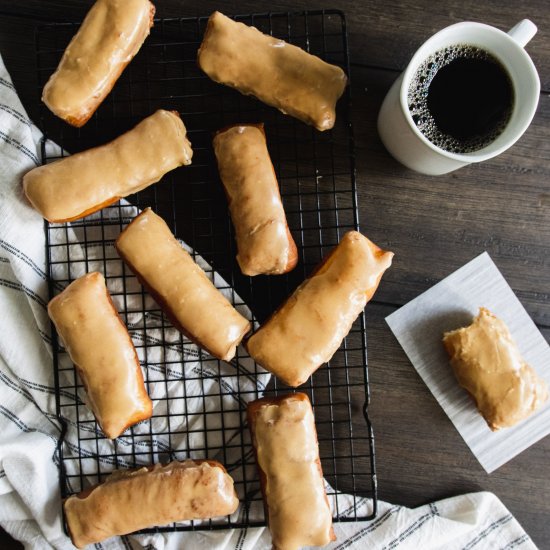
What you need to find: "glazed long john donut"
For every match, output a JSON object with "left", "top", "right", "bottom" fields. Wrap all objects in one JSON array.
[
  {"left": 213, "top": 124, "right": 298, "bottom": 276},
  {"left": 64, "top": 460, "right": 239, "bottom": 548},
  {"left": 198, "top": 11, "right": 348, "bottom": 131},
  {"left": 23, "top": 109, "right": 192, "bottom": 222},
  {"left": 42, "top": 0, "right": 155, "bottom": 127},
  {"left": 47, "top": 272, "right": 152, "bottom": 439},
  {"left": 115, "top": 208, "right": 251, "bottom": 361},
  {"left": 443, "top": 307, "right": 548, "bottom": 430},
  {"left": 248, "top": 393, "right": 335, "bottom": 550},
  {"left": 246, "top": 231, "right": 394, "bottom": 386}
]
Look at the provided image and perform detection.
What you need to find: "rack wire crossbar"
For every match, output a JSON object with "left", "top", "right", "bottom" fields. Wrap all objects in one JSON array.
[{"left": 36, "top": 9, "right": 377, "bottom": 534}]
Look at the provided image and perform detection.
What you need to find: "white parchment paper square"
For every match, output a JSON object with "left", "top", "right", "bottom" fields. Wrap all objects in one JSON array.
[{"left": 385, "top": 252, "right": 550, "bottom": 473}]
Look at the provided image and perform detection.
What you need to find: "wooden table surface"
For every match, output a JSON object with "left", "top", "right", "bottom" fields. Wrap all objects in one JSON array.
[{"left": 0, "top": 1, "right": 548, "bottom": 548}]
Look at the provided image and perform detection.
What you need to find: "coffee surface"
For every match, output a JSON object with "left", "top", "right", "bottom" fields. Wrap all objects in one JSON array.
[{"left": 408, "top": 45, "right": 514, "bottom": 153}]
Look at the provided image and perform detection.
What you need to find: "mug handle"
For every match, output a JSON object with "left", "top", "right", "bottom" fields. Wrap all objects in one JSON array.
[{"left": 507, "top": 19, "right": 537, "bottom": 48}]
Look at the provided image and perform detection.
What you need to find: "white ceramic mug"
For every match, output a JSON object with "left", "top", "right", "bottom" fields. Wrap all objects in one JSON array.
[{"left": 377, "top": 20, "right": 540, "bottom": 175}]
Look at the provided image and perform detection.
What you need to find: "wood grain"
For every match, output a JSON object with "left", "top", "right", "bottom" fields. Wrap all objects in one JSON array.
[{"left": 0, "top": 0, "right": 548, "bottom": 548}]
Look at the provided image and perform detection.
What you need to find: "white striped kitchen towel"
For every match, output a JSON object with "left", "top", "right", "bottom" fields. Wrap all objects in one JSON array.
[{"left": 0, "top": 53, "right": 537, "bottom": 549}]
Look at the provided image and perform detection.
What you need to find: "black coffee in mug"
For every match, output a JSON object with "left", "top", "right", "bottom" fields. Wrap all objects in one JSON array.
[{"left": 408, "top": 45, "right": 514, "bottom": 153}]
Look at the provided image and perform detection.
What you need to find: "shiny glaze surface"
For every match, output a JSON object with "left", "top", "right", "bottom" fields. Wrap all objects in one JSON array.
[
  {"left": 23, "top": 109, "right": 192, "bottom": 222},
  {"left": 64, "top": 460, "right": 239, "bottom": 548},
  {"left": 443, "top": 307, "right": 548, "bottom": 430},
  {"left": 47, "top": 272, "right": 152, "bottom": 439},
  {"left": 247, "top": 231, "right": 394, "bottom": 386},
  {"left": 251, "top": 394, "right": 332, "bottom": 550},
  {"left": 213, "top": 124, "right": 296, "bottom": 276},
  {"left": 115, "top": 208, "right": 251, "bottom": 361},
  {"left": 42, "top": 0, "right": 154, "bottom": 125},
  {"left": 198, "top": 11, "right": 347, "bottom": 131}
]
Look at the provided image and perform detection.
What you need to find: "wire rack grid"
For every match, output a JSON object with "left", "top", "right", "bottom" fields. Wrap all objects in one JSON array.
[{"left": 35, "top": 9, "right": 377, "bottom": 534}]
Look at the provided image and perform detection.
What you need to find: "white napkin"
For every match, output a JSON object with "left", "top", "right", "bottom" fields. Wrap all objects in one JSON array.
[
  {"left": 0, "top": 54, "right": 537, "bottom": 550},
  {"left": 386, "top": 252, "right": 550, "bottom": 473}
]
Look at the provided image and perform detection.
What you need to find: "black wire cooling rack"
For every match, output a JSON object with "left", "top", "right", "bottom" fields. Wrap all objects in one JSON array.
[{"left": 35, "top": 10, "right": 377, "bottom": 534}]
